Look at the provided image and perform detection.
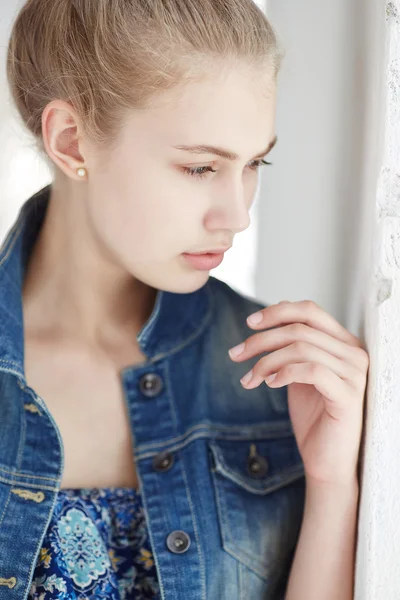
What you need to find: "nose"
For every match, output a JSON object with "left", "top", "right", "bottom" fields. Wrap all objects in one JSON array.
[{"left": 205, "top": 183, "right": 252, "bottom": 234}]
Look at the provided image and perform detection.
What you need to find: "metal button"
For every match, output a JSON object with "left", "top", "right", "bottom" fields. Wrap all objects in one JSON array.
[
  {"left": 166, "top": 530, "right": 191, "bottom": 554},
  {"left": 247, "top": 443, "right": 269, "bottom": 478},
  {"left": 153, "top": 451, "right": 174, "bottom": 472},
  {"left": 139, "top": 373, "right": 164, "bottom": 398},
  {"left": 247, "top": 454, "right": 269, "bottom": 478}
]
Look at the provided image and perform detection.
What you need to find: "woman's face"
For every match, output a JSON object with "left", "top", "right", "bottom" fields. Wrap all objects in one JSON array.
[{"left": 81, "top": 67, "right": 277, "bottom": 294}]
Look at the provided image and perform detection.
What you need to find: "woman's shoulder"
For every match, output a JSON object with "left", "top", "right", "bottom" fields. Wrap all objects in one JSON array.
[{"left": 207, "top": 275, "right": 266, "bottom": 324}]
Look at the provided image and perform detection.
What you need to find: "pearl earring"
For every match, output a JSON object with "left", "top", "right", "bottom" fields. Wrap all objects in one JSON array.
[{"left": 77, "top": 167, "right": 87, "bottom": 178}]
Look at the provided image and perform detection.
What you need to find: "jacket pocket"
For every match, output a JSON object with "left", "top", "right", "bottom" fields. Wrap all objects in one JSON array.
[{"left": 207, "top": 433, "right": 306, "bottom": 584}]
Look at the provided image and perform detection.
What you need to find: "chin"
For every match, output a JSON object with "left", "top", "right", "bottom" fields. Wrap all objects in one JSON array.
[{"left": 156, "top": 270, "right": 210, "bottom": 295}]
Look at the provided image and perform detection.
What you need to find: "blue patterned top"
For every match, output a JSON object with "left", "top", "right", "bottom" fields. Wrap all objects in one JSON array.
[{"left": 28, "top": 487, "right": 160, "bottom": 599}]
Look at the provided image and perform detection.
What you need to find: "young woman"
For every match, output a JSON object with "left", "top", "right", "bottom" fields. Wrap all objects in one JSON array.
[{"left": 0, "top": 0, "right": 368, "bottom": 598}]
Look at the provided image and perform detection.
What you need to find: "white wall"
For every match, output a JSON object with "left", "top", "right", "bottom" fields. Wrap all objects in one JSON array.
[
  {"left": 258, "top": 0, "right": 379, "bottom": 332},
  {"left": 355, "top": 1, "right": 400, "bottom": 597}
]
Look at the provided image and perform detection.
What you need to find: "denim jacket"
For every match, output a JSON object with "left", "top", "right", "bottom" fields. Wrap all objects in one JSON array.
[{"left": 0, "top": 185, "right": 305, "bottom": 600}]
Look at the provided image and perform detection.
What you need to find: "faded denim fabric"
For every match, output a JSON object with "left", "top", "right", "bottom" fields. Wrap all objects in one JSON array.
[{"left": 0, "top": 185, "right": 305, "bottom": 599}]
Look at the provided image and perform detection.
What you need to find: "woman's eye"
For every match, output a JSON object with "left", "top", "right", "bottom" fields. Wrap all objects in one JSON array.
[
  {"left": 181, "top": 159, "right": 272, "bottom": 180},
  {"left": 181, "top": 166, "right": 217, "bottom": 179}
]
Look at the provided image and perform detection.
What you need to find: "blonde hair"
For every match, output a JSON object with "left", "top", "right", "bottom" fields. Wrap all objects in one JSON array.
[{"left": 6, "top": 0, "right": 283, "bottom": 164}]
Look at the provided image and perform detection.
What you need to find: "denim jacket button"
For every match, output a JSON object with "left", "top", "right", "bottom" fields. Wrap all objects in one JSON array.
[
  {"left": 166, "top": 530, "right": 191, "bottom": 554},
  {"left": 139, "top": 373, "right": 164, "bottom": 398},
  {"left": 153, "top": 451, "right": 174, "bottom": 472},
  {"left": 247, "top": 454, "right": 269, "bottom": 478}
]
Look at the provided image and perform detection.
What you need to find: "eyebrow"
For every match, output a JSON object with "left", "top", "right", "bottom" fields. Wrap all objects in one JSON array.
[{"left": 172, "top": 134, "right": 278, "bottom": 161}]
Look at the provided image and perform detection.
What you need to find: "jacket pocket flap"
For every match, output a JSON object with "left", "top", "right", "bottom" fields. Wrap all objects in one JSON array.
[{"left": 208, "top": 435, "right": 305, "bottom": 495}]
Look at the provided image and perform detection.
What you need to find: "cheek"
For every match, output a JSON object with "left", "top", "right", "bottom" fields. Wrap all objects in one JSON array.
[
  {"left": 87, "top": 164, "right": 204, "bottom": 260},
  {"left": 93, "top": 193, "right": 199, "bottom": 264},
  {"left": 105, "top": 202, "right": 164, "bottom": 254}
]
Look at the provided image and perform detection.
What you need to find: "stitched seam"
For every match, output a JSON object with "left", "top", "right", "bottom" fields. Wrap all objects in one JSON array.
[
  {"left": 136, "top": 421, "right": 295, "bottom": 456},
  {"left": 238, "top": 560, "right": 243, "bottom": 599},
  {"left": 163, "top": 361, "right": 179, "bottom": 432},
  {"left": 181, "top": 450, "right": 207, "bottom": 600},
  {"left": 0, "top": 474, "right": 59, "bottom": 492},
  {"left": 137, "top": 473, "right": 167, "bottom": 599},
  {"left": 239, "top": 563, "right": 245, "bottom": 600},
  {"left": 16, "top": 388, "right": 27, "bottom": 470},
  {"left": 0, "top": 363, "right": 24, "bottom": 380},
  {"left": 23, "top": 389, "right": 65, "bottom": 482},
  {"left": 0, "top": 360, "right": 23, "bottom": 369},
  {"left": 136, "top": 290, "right": 163, "bottom": 346},
  {"left": 0, "top": 466, "right": 59, "bottom": 483},
  {"left": 0, "top": 486, "right": 13, "bottom": 530}
]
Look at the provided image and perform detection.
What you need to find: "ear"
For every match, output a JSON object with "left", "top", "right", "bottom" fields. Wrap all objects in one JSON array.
[{"left": 41, "top": 100, "right": 86, "bottom": 180}]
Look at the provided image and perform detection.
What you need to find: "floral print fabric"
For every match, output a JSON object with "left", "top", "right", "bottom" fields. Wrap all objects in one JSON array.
[{"left": 28, "top": 487, "right": 160, "bottom": 599}]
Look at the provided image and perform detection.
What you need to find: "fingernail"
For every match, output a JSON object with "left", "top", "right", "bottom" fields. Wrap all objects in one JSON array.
[
  {"left": 265, "top": 373, "right": 277, "bottom": 384},
  {"left": 228, "top": 342, "right": 245, "bottom": 358},
  {"left": 240, "top": 369, "right": 253, "bottom": 386},
  {"left": 247, "top": 311, "right": 263, "bottom": 325}
]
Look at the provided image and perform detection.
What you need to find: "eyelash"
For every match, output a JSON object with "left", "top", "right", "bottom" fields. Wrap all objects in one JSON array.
[{"left": 181, "top": 159, "right": 272, "bottom": 180}]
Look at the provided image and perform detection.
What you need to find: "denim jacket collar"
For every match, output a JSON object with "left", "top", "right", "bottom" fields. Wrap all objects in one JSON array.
[{"left": 0, "top": 184, "right": 212, "bottom": 383}]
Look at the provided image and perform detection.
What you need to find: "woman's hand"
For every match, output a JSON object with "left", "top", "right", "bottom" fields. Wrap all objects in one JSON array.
[{"left": 228, "top": 300, "right": 369, "bottom": 487}]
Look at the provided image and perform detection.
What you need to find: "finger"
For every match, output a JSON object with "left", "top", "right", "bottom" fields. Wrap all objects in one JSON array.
[
  {"left": 240, "top": 341, "right": 362, "bottom": 390},
  {"left": 266, "top": 362, "right": 356, "bottom": 419},
  {"left": 229, "top": 322, "right": 368, "bottom": 371},
  {"left": 246, "top": 300, "right": 363, "bottom": 348}
]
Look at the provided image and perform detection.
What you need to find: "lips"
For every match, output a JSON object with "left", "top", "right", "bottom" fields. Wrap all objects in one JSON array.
[
  {"left": 182, "top": 252, "right": 225, "bottom": 271},
  {"left": 190, "top": 246, "right": 231, "bottom": 255},
  {"left": 192, "top": 251, "right": 222, "bottom": 255}
]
